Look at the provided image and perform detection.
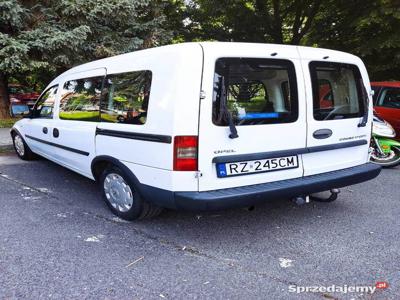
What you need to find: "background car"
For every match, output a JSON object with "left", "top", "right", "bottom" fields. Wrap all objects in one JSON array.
[
  {"left": 8, "top": 83, "right": 40, "bottom": 117},
  {"left": 371, "top": 81, "right": 400, "bottom": 140}
]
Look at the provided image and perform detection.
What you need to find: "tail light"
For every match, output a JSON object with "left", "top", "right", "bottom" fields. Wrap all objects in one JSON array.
[{"left": 173, "top": 136, "right": 198, "bottom": 171}]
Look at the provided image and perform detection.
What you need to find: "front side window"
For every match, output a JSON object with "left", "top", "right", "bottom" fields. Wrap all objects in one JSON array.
[
  {"left": 377, "top": 88, "right": 400, "bottom": 109},
  {"left": 34, "top": 85, "right": 58, "bottom": 118},
  {"left": 59, "top": 77, "right": 103, "bottom": 121},
  {"left": 212, "top": 58, "right": 298, "bottom": 126},
  {"left": 310, "top": 62, "right": 364, "bottom": 121},
  {"left": 100, "top": 71, "right": 152, "bottom": 125}
]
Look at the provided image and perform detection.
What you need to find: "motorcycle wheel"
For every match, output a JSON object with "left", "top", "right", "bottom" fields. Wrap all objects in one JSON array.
[{"left": 370, "top": 146, "right": 400, "bottom": 168}]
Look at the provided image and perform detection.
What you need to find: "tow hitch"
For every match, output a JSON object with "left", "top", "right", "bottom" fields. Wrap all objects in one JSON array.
[
  {"left": 310, "top": 189, "right": 340, "bottom": 202},
  {"left": 292, "top": 189, "right": 340, "bottom": 205}
]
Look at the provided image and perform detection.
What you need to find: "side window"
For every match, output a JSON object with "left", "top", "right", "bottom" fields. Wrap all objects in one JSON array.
[
  {"left": 59, "top": 77, "right": 103, "bottom": 121},
  {"left": 310, "top": 62, "right": 364, "bottom": 121},
  {"left": 212, "top": 58, "right": 298, "bottom": 126},
  {"left": 101, "top": 71, "right": 152, "bottom": 125},
  {"left": 377, "top": 88, "right": 400, "bottom": 109},
  {"left": 34, "top": 85, "right": 58, "bottom": 118}
]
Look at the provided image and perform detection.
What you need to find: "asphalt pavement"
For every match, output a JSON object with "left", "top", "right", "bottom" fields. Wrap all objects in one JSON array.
[
  {"left": 0, "top": 152, "right": 399, "bottom": 299},
  {"left": 0, "top": 128, "right": 12, "bottom": 151}
]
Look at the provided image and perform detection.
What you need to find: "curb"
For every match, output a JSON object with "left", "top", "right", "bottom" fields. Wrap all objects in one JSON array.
[{"left": 0, "top": 145, "right": 13, "bottom": 152}]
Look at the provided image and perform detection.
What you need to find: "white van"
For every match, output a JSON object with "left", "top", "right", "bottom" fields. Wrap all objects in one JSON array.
[{"left": 11, "top": 42, "right": 381, "bottom": 220}]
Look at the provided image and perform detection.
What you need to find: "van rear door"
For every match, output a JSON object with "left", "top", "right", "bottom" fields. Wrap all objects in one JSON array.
[
  {"left": 297, "top": 47, "right": 371, "bottom": 176},
  {"left": 197, "top": 44, "right": 307, "bottom": 192}
]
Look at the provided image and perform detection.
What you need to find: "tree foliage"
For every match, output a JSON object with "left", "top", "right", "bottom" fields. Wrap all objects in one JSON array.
[{"left": 0, "top": 0, "right": 175, "bottom": 117}]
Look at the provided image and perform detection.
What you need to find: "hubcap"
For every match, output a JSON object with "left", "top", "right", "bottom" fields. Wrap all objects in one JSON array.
[
  {"left": 14, "top": 135, "right": 25, "bottom": 157},
  {"left": 103, "top": 173, "right": 134, "bottom": 212}
]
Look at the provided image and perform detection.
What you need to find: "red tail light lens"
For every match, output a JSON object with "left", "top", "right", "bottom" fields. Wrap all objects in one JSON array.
[{"left": 173, "top": 136, "right": 198, "bottom": 171}]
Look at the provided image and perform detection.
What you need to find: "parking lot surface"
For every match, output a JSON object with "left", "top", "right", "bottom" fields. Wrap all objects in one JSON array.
[{"left": 0, "top": 153, "right": 399, "bottom": 299}]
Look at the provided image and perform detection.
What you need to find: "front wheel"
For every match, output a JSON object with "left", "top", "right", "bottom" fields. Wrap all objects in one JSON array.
[
  {"left": 99, "top": 166, "right": 162, "bottom": 220},
  {"left": 12, "top": 132, "right": 36, "bottom": 160},
  {"left": 370, "top": 146, "right": 400, "bottom": 168}
]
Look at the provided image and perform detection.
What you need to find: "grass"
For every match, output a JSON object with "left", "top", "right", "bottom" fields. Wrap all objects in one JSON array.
[{"left": 0, "top": 118, "right": 20, "bottom": 128}]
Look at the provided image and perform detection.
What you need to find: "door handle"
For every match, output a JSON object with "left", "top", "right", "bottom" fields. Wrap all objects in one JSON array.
[
  {"left": 53, "top": 128, "right": 59, "bottom": 138},
  {"left": 42, "top": 127, "right": 48, "bottom": 134},
  {"left": 313, "top": 129, "right": 332, "bottom": 139}
]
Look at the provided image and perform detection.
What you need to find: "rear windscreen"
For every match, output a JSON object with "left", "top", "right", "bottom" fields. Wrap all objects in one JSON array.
[
  {"left": 212, "top": 58, "right": 298, "bottom": 126},
  {"left": 310, "top": 62, "right": 365, "bottom": 121}
]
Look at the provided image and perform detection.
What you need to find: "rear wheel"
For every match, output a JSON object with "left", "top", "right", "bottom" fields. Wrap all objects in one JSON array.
[
  {"left": 99, "top": 166, "right": 162, "bottom": 220},
  {"left": 370, "top": 146, "right": 400, "bottom": 168},
  {"left": 12, "top": 132, "right": 36, "bottom": 160}
]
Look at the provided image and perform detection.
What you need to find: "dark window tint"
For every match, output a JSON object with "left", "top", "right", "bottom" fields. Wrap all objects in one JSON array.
[
  {"left": 213, "top": 58, "right": 298, "bottom": 126},
  {"left": 101, "top": 71, "right": 152, "bottom": 125},
  {"left": 377, "top": 88, "right": 400, "bottom": 109},
  {"left": 310, "top": 62, "right": 364, "bottom": 121},
  {"left": 33, "top": 85, "right": 58, "bottom": 118},
  {"left": 59, "top": 77, "right": 103, "bottom": 121}
]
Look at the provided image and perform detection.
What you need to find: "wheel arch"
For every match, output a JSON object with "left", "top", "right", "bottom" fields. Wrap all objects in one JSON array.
[{"left": 91, "top": 155, "right": 176, "bottom": 209}]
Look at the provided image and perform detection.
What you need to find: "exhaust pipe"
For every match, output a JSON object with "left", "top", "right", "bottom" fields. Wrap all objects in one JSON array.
[{"left": 292, "top": 195, "right": 310, "bottom": 206}]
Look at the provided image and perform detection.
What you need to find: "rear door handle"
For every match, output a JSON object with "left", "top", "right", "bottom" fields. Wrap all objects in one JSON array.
[
  {"left": 42, "top": 127, "right": 48, "bottom": 134},
  {"left": 53, "top": 128, "right": 59, "bottom": 138},
  {"left": 313, "top": 129, "right": 332, "bottom": 139}
]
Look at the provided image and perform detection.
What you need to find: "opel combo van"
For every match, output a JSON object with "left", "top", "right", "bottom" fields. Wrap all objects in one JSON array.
[{"left": 11, "top": 42, "right": 381, "bottom": 220}]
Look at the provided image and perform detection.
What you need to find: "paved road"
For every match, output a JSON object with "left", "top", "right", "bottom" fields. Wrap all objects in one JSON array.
[
  {"left": 0, "top": 128, "right": 12, "bottom": 150},
  {"left": 0, "top": 153, "right": 398, "bottom": 299}
]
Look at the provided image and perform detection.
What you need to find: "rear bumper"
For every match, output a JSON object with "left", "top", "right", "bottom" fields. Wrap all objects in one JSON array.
[{"left": 169, "top": 163, "right": 381, "bottom": 211}]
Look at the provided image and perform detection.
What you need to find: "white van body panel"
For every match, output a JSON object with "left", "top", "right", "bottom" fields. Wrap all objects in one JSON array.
[
  {"left": 296, "top": 46, "right": 372, "bottom": 176},
  {"left": 198, "top": 42, "right": 307, "bottom": 191}
]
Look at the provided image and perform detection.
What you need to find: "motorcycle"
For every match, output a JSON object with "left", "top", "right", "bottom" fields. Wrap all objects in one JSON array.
[{"left": 370, "top": 113, "right": 400, "bottom": 168}]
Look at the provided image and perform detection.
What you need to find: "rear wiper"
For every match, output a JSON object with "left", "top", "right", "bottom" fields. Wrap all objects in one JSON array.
[
  {"left": 358, "top": 79, "right": 369, "bottom": 127},
  {"left": 219, "top": 76, "right": 238, "bottom": 139}
]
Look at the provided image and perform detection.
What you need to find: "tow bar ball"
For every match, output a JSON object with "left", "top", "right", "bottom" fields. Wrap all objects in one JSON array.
[{"left": 292, "top": 189, "right": 340, "bottom": 205}]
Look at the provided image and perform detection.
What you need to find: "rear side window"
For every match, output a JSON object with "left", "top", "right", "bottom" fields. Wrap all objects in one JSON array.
[
  {"left": 310, "top": 62, "right": 364, "bottom": 121},
  {"left": 212, "top": 58, "right": 298, "bottom": 126},
  {"left": 34, "top": 85, "right": 58, "bottom": 118},
  {"left": 377, "top": 88, "right": 400, "bottom": 109},
  {"left": 101, "top": 71, "right": 152, "bottom": 125},
  {"left": 59, "top": 77, "right": 103, "bottom": 121}
]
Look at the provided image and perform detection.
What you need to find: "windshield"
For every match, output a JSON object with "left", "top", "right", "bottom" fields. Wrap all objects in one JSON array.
[{"left": 212, "top": 58, "right": 298, "bottom": 126}]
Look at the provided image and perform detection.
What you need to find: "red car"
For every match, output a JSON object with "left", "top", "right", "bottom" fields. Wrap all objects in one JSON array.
[
  {"left": 8, "top": 84, "right": 40, "bottom": 117},
  {"left": 371, "top": 81, "right": 400, "bottom": 140}
]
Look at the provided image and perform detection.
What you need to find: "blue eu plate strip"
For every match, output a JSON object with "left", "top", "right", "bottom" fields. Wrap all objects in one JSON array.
[
  {"left": 216, "top": 163, "right": 227, "bottom": 177},
  {"left": 238, "top": 112, "right": 280, "bottom": 120}
]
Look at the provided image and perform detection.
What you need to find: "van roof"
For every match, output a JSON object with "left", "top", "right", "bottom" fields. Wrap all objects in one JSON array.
[{"left": 49, "top": 42, "right": 360, "bottom": 87}]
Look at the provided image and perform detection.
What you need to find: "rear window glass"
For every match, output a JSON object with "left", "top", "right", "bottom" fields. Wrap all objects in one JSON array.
[
  {"left": 310, "top": 62, "right": 364, "bottom": 121},
  {"left": 212, "top": 58, "right": 298, "bottom": 126}
]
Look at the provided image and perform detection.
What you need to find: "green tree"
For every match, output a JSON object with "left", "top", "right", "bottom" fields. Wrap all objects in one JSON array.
[
  {"left": 182, "top": 0, "right": 322, "bottom": 44},
  {"left": 0, "top": 0, "right": 173, "bottom": 118},
  {"left": 306, "top": 0, "right": 400, "bottom": 80}
]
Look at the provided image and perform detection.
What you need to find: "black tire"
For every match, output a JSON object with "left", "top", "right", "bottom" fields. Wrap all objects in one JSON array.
[
  {"left": 99, "top": 165, "right": 162, "bottom": 220},
  {"left": 370, "top": 146, "right": 400, "bottom": 168},
  {"left": 12, "top": 132, "right": 36, "bottom": 160}
]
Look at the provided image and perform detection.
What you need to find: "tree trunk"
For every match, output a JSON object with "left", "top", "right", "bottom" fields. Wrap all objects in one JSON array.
[{"left": 0, "top": 73, "right": 10, "bottom": 119}]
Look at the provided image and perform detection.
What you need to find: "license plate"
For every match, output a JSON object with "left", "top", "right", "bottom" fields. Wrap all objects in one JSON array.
[{"left": 216, "top": 155, "right": 299, "bottom": 178}]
